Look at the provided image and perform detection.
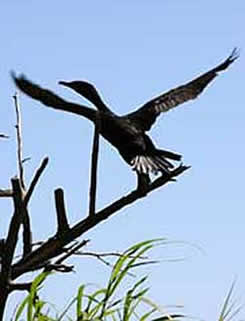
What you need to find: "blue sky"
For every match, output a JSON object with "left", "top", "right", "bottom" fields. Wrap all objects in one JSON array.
[{"left": 0, "top": 0, "right": 244, "bottom": 319}]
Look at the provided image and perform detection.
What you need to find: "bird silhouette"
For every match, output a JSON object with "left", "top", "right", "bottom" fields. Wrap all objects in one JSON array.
[{"left": 12, "top": 49, "right": 238, "bottom": 192}]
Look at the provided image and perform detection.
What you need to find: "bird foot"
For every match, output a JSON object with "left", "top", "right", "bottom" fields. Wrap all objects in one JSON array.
[
  {"left": 136, "top": 173, "right": 151, "bottom": 195},
  {"left": 136, "top": 183, "right": 149, "bottom": 196}
]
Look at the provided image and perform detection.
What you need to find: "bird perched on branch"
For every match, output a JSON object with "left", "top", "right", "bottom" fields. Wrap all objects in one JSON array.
[{"left": 12, "top": 49, "right": 238, "bottom": 192}]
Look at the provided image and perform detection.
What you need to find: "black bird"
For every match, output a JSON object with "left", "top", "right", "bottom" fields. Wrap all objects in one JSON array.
[{"left": 12, "top": 49, "right": 238, "bottom": 191}]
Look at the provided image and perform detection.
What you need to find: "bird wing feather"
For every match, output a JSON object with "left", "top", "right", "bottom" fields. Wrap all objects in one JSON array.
[
  {"left": 127, "top": 48, "right": 239, "bottom": 131},
  {"left": 11, "top": 73, "right": 96, "bottom": 121}
]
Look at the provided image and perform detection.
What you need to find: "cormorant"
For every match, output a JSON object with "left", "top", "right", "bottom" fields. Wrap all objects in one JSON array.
[{"left": 12, "top": 49, "right": 238, "bottom": 191}]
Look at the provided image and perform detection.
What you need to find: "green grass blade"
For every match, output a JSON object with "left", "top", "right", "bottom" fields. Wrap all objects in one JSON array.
[
  {"left": 124, "top": 239, "right": 165, "bottom": 256},
  {"left": 76, "top": 285, "right": 85, "bottom": 319},
  {"left": 219, "top": 281, "right": 236, "bottom": 321},
  {"left": 139, "top": 308, "right": 157, "bottom": 321},
  {"left": 109, "top": 244, "right": 154, "bottom": 297},
  {"left": 57, "top": 297, "right": 76, "bottom": 321},
  {"left": 85, "top": 288, "right": 107, "bottom": 313},
  {"left": 14, "top": 296, "right": 29, "bottom": 321},
  {"left": 227, "top": 307, "right": 244, "bottom": 321}
]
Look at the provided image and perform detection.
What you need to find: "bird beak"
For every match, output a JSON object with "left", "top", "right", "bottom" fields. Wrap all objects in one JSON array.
[{"left": 58, "top": 81, "right": 69, "bottom": 86}]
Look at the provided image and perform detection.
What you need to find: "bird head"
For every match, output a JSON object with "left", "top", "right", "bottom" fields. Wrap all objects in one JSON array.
[{"left": 58, "top": 80, "right": 99, "bottom": 103}]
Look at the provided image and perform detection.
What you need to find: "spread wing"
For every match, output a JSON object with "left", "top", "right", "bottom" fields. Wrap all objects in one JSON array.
[
  {"left": 11, "top": 73, "right": 96, "bottom": 122},
  {"left": 127, "top": 48, "right": 239, "bottom": 131}
]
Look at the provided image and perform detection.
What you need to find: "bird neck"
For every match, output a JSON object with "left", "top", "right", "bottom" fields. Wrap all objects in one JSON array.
[
  {"left": 85, "top": 90, "right": 110, "bottom": 113},
  {"left": 56, "top": 101, "right": 97, "bottom": 123}
]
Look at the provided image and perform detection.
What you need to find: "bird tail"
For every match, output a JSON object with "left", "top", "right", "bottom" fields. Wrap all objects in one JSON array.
[
  {"left": 157, "top": 149, "right": 182, "bottom": 161},
  {"left": 130, "top": 150, "right": 182, "bottom": 175}
]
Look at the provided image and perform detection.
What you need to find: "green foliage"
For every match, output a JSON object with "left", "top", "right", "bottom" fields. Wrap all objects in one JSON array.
[
  {"left": 218, "top": 281, "right": 243, "bottom": 321},
  {"left": 14, "top": 271, "right": 54, "bottom": 321},
  {"left": 13, "top": 239, "right": 179, "bottom": 321},
  {"left": 13, "top": 240, "right": 243, "bottom": 321}
]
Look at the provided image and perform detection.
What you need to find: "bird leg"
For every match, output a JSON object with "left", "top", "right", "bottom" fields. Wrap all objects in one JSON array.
[{"left": 136, "top": 172, "right": 150, "bottom": 195}]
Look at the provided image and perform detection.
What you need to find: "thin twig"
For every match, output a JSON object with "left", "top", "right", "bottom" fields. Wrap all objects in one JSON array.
[
  {"left": 150, "top": 164, "right": 191, "bottom": 191},
  {"left": 13, "top": 93, "right": 25, "bottom": 190},
  {"left": 54, "top": 188, "right": 69, "bottom": 234},
  {"left": 45, "top": 263, "right": 74, "bottom": 273},
  {"left": 86, "top": 253, "right": 112, "bottom": 267},
  {"left": 74, "top": 250, "right": 148, "bottom": 259},
  {"left": 0, "top": 134, "right": 9, "bottom": 139},
  {"left": 74, "top": 250, "right": 149, "bottom": 270},
  {"left": 89, "top": 116, "right": 100, "bottom": 216},
  {"left": 13, "top": 95, "right": 37, "bottom": 257},
  {"left": 55, "top": 239, "right": 89, "bottom": 265},
  {"left": 24, "top": 157, "right": 49, "bottom": 206},
  {"left": 22, "top": 157, "right": 31, "bottom": 164},
  {"left": 44, "top": 240, "right": 89, "bottom": 273}
]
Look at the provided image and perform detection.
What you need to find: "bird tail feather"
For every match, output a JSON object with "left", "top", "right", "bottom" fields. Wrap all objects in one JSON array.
[
  {"left": 130, "top": 153, "right": 181, "bottom": 175},
  {"left": 157, "top": 149, "right": 182, "bottom": 161}
]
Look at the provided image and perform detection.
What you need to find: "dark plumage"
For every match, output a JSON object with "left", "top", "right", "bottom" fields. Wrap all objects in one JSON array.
[{"left": 12, "top": 49, "right": 238, "bottom": 191}]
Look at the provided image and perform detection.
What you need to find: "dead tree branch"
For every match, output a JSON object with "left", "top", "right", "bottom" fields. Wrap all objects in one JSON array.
[
  {"left": 54, "top": 188, "right": 70, "bottom": 234},
  {"left": 0, "top": 178, "right": 23, "bottom": 318},
  {"left": 11, "top": 164, "right": 189, "bottom": 279},
  {"left": 13, "top": 94, "right": 33, "bottom": 257},
  {"left": 0, "top": 189, "right": 13, "bottom": 197},
  {"left": 75, "top": 250, "right": 148, "bottom": 269},
  {"left": 9, "top": 282, "right": 32, "bottom": 292},
  {"left": 45, "top": 263, "right": 74, "bottom": 273},
  {"left": 0, "top": 134, "right": 9, "bottom": 139},
  {"left": 55, "top": 239, "right": 89, "bottom": 265},
  {"left": 22, "top": 207, "right": 32, "bottom": 257},
  {"left": 24, "top": 157, "right": 49, "bottom": 206},
  {"left": 13, "top": 93, "right": 25, "bottom": 190},
  {"left": 89, "top": 118, "right": 100, "bottom": 216},
  {"left": 74, "top": 250, "right": 148, "bottom": 260},
  {"left": 2, "top": 179, "right": 23, "bottom": 276}
]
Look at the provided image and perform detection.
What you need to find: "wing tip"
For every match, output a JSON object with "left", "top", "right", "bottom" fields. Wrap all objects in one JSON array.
[
  {"left": 215, "top": 47, "right": 240, "bottom": 73},
  {"left": 10, "top": 71, "right": 29, "bottom": 90},
  {"left": 228, "top": 47, "right": 240, "bottom": 63}
]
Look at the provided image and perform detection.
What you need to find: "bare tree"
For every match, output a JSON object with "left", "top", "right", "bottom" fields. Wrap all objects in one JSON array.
[{"left": 0, "top": 94, "right": 189, "bottom": 320}]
